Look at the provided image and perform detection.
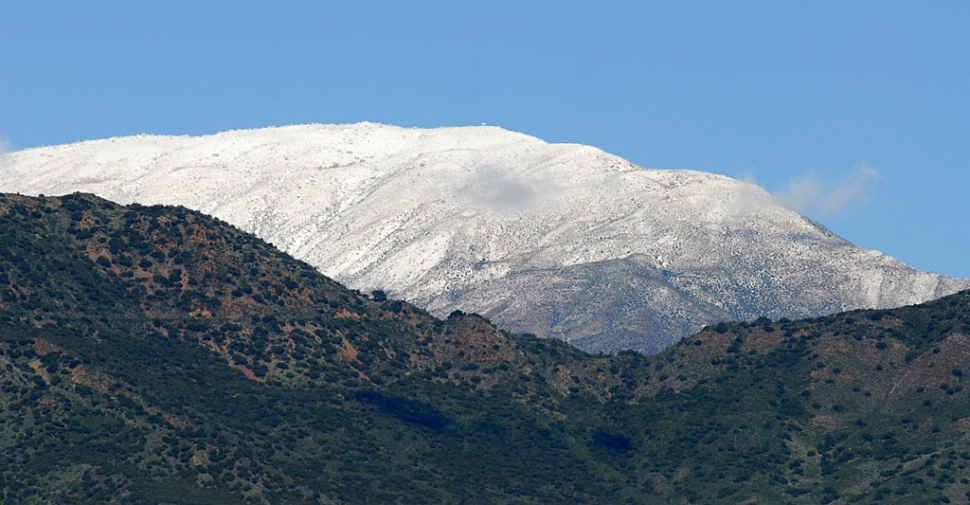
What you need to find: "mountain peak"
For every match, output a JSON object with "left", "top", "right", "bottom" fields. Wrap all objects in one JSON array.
[{"left": 3, "top": 124, "right": 966, "bottom": 353}]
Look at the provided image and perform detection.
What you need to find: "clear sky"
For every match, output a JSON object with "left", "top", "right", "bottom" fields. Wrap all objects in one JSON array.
[{"left": 1, "top": 1, "right": 968, "bottom": 278}]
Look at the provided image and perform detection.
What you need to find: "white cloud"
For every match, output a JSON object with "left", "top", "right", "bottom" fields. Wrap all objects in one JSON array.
[
  {"left": 726, "top": 169, "right": 764, "bottom": 216},
  {"left": 773, "top": 164, "right": 881, "bottom": 219},
  {"left": 735, "top": 169, "right": 758, "bottom": 185},
  {"left": 474, "top": 167, "right": 536, "bottom": 208},
  {"left": 0, "top": 135, "right": 10, "bottom": 171},
  {"left": 465, "top": 166, "right": 561, "bottom": 214}
]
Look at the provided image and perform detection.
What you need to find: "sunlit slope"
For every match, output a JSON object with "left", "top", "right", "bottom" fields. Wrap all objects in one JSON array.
[{"left": 3, "top": 123, "right": 965, "bottom": 353}]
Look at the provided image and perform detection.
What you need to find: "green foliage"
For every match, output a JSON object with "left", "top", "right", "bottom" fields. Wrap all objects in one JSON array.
[{"left": 1, "top": 192, "right": 970, "bottom": 504}]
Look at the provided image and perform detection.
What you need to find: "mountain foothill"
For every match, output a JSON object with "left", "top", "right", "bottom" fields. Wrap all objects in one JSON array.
[{"left": 2, "top": 192, "right": 970, "bottom": 503}]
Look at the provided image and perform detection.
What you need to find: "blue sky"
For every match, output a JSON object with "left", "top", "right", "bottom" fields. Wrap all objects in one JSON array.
[{"left": 1, "top": 1, "right": 968, "bottom": 278}]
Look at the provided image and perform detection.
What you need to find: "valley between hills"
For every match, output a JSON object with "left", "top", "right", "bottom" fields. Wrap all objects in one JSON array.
[{"left": 2, "top": 192, "right": 970, "bottom": 503}]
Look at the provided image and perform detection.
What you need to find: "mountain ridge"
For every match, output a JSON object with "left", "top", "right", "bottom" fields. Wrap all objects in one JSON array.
[
  {"left": 3, "top": 192, "right": 970, "bottom": 503},
  {"left": 3, "top": 123, "right": 966, "bottom": 353}
]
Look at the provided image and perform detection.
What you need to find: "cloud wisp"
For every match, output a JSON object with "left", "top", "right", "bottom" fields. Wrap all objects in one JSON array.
[
  {"left": 773, "top": 164, "right": 881, "bottom": 219},
  {"left": 474, "top": 167, "right": 537, "bottom": 208},
  {"left": 0, "top": 135, "right": 11, "bottom": 171},
  {"left": 464, "top": 165, "right": 563, "bottom": 215}
]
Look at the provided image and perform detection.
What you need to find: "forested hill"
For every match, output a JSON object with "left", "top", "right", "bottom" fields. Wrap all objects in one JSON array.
[{"left": 2, "top": 192, "right": 970, "bottom": 504}]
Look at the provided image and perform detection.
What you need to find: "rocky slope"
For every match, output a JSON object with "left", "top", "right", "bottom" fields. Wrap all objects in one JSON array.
[{"left": 2, "top": 123, "right": 966, "bottom": 353}]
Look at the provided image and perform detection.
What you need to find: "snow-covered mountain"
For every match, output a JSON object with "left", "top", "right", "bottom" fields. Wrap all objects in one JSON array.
[{"left": 3, "top": 123, "right": 966, "bottom": 353}]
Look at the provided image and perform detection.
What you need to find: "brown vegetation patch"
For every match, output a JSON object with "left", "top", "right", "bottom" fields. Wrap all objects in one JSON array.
[
  {"left": 889, "top": 332, "right": 970, "bottom": 400},
  {"left": 339, "top": 338, "right": 359, "bottom": 362},
  {"left": 70, "top": 365, "right": 112, "bottom": 390},
  {"left": 28, "top": 359, "right": 51, "bottom": 385},
  {"left": 810, "top": 417, "right": 839, "bottom": 430},
  {"left": 31, "top": 338, "right": 62, "bottom": 356},
  {"left": 335, "top": 309, "right": 359, "bottom": 320},
  {"left": 231, "top": 364, "right": 264, "bottom": 383}
]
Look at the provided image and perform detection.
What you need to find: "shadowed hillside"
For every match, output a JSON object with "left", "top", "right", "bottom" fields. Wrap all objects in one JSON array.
[{"left": 1, "top": 192, "right": 969, "bottom": 503}]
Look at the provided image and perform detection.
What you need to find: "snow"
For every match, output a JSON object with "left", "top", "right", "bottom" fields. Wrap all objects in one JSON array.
[{"left": 3, "top": 122, "right": 967, "bottom": 353}]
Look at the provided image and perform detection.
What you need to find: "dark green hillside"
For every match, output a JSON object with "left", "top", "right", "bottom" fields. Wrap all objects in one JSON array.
[
  {"left": 623, "top": 297, "right": 970, "bottom": 504},
  {"left": 1, "top": 192, "right": 970, "bottom": 504}
]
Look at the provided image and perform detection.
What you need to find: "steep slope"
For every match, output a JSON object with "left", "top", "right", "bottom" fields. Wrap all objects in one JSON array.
[
  {"left": 2, "top": 123, "right": 966, "bottom": 353},
  {"left": 0, "top": 193, "right": 633, "bottom": 503},
  {"left": 3, "top": 193, "right": 970, "bottom": 503}
]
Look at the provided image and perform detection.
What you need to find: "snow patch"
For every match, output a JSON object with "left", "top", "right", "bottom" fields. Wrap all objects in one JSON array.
[{"left": 2, "top": 123, "right": 966, "bottom": 353}]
